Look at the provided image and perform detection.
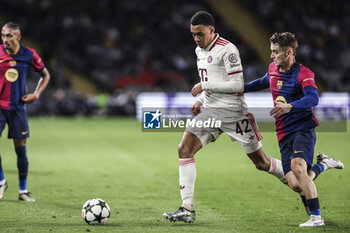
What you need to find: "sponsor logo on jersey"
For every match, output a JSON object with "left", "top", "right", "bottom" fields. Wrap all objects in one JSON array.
[
  {"left": 143, "top": 110, "right": 161, "bottom": 129},
  {"left": 207, "top": 55, "right": 213, "bottom": 63},
  {"left": 180, "top": 185, "right": 185, "bottom": 190},
  {"left": 276, "top": 96, "right": 287, "bottom": 104},
  {"left": 230, "top": 63, "right": 240, "bottom": 68},
  {"left": 9, "top": 60, "right": 16, "bottom": 67},
  {"left": 228, "top": 53, "right": 238, "bottom": 63},
  {"left": 5, "top": 68, "right": 19, "bottom": 82},
  {"left": 277, "top": 80, "right": 283, "bottom": 89}
]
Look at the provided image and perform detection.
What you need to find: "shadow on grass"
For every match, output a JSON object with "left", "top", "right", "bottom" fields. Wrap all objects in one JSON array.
[
  {"left": 325, "top": 220, "right": 350, "bottom": 229},
  {"left": 4, "top": 169, "right": 53, "bottom": 176},
  {"left": 0, "top": 199, "right": 20, "bottom": 203}
]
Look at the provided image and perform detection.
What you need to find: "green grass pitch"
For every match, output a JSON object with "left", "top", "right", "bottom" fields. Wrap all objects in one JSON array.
[{"left": 0, "top": 117, "right": 349, "bottom": 233}]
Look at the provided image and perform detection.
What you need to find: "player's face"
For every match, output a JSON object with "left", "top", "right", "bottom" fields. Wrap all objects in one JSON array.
[
  {"left": 270, "top": 43, "right": 288, "bottom": 66},
  {"left": 270, "top": 43, "right": 293, "bottom": 70},
  {"left": 190, "top": 24, "right": 215, "bottom": 49},
  {"left": 1, "top": 27, "right": 21, "bottom": 54}
]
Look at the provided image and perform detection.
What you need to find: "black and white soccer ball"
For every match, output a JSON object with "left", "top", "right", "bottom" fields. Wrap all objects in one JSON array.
[{"left": 82, "top": 198, "right": 111, "bottom": 225}]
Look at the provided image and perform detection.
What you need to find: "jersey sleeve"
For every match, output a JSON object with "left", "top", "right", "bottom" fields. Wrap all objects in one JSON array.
[
  {"left": 290, "top": 87, "right": 319, "bottom": 109},
  {"left": 223, "top": 45, "right": 243, "bottom": 75},
  {"left": 201, "top": 44, "right": 244, "bottom": 93},
  {"left": 298, "top": 66, "right": 317, "bottom": 89},
  {"left": 30, "top": 49, "right": 45, "bottom": 72},
  {"left": 202, "top": 72, "right": 244, "bottom": 93},
  {"left": 197, "top": 91, "right": 205, "bottom": 103},
  {"left": 244, "top": 72, "right": 270, "bottom": 93}
]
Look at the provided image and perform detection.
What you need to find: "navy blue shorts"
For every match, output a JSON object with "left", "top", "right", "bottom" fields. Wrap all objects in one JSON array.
[
  {"left": 279, "top": 128, "right": 316, "bottom": 175},
  {"left": 0, "top": 109, "right": 29, "bottom": 139}
]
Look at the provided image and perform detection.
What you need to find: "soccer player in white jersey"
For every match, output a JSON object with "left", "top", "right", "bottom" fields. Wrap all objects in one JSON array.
[{"left": 163, "top": 11, "right": 287, "bottom": 223}]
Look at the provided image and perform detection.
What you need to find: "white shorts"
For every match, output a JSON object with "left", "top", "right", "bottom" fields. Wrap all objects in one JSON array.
[{"left": 185, "top": 108, "right": 263, "bottom": 154}]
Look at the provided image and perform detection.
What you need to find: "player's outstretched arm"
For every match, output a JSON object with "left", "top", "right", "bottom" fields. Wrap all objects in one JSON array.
[
  {"left": 21, "top": 67, "right": 51, "bottom": 104},
  {"left": 244, "top": 74, "right": 269, "bottom": 93}
]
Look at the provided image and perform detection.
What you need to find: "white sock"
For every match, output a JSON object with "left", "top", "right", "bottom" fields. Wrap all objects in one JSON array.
[
  {"left": 19, "top": 190, "right": 28, "bottom": 194},
  {"left": 179, "top": 158, "right": 196, "bottom": 211},
  {"left": 0, "top": 179, "right": 5, "bottom": 186},
  {"left": 268, "top": 157, "right": 287, "bottom": 184}
]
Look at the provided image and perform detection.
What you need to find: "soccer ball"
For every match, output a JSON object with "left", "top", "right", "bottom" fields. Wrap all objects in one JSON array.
[{"left": 82, "top": 198, "right": 111, "bottom": 225}]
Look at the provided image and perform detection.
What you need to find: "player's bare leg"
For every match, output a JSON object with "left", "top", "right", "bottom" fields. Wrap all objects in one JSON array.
[
  {"left": 247, "top": 147, "right": 287, "bottom": 184},
  {"left": 286, "top": 152, "right": 344, "bottom": 216},
  {"left": 290, "top": 158, "right": 324, "bottom": 227},
  {"left": 247, "top": 147, "right": 317, "bottom": 216},
  {"left": 163, "top": 132, "right": 201, "bottom": 223},
  {"left": 285, "top": 171, "right": 312, "bottom": 215}
]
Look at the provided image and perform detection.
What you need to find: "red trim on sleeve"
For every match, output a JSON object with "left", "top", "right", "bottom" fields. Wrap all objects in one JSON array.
[{"left": 227, "top": 70, "right": 243, "bottom": 75}]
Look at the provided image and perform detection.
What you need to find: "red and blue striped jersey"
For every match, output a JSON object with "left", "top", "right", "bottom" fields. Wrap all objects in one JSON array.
[
  {"left": 258, "top": 62, "right": 319, "bottom": 141},
  {"left": 0, "top": 44, "right": 45, "bottom": 111}
]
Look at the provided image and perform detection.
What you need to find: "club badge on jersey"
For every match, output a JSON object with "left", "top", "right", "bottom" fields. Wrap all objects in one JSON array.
[
  {"left": 228, "top": 53, "right": 238, "bottom": 63},
  {"left": 207, "top": 56, "right": 213, "bottom": 63},
  {"left": 277, "top": 80, "right": 283, "bottom": 89},
  {"left": 9, "top": 60, "right": 16, "bottom": 66}
]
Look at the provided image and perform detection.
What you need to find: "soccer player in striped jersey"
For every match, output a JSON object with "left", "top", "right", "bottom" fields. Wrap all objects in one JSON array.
[
  {"left": 0, "top": 22, "right": 50, "bottom": 201},
  {"left": 163, "top": 11, "right": 288, "bottom": 223},
  {"left": 244, "top": 32, "right": 343, "bottom": 227}
]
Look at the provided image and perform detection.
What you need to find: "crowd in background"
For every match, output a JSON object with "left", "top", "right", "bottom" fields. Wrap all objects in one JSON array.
[{"left": 1, "top": 0, "right": 348, "bottom": 116}]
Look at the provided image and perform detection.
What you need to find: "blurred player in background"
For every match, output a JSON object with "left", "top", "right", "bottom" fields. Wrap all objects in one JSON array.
[
  {"left": 244, "top": 32, "right": 344, "bottom": 227},
  {"left": 0, "top": 22, "right": 50, "bottom": 202},
  {"left": 163, "top": 11, "right": 289, "bottom": 223}
]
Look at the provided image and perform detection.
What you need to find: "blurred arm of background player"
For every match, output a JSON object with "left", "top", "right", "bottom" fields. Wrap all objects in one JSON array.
[{"left": 21, "top": 67, "right": 51, "bottom": 104}]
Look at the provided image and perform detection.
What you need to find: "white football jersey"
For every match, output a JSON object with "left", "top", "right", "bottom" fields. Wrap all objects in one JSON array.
[{"left": 196, "top": 34, "right": 247, "bottom": 113}]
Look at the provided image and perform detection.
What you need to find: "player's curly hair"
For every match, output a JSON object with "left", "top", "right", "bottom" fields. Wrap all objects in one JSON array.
[
  {"left": 190, "top": 11, "right": 215, "bottom": 26},
  {"left": 270, "top": 32, "right": 298, "bottom": 55}
]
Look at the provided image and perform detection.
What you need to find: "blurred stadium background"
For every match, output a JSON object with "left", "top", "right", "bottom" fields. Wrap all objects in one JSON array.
[{"left": 1, "top": 0, "right": 349, "bottom": 117}]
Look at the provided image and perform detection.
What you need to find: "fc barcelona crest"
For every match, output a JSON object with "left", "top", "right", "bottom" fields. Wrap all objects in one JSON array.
[
  {"left": 277, "top": 80, "right": 283, "bottom": 89},
  {"left": 9, "top": 60, "right": 16, "bottom": 67}
]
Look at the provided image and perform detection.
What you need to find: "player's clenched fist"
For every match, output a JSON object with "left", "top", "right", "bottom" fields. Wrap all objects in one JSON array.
[
  {"left": 21, "top": 93, "right": 39, "bottom": 104},
  {"left": 191, "top": 100, "right": 202, "bottom": 116}
]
